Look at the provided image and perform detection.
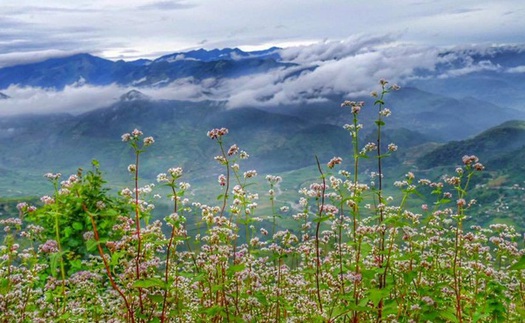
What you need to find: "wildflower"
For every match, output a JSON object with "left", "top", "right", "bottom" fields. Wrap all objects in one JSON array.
[
  {"left": 218, "top": 174, "right": 227, "bottom": 186},
  {"left": 380, "top": 79, "right": 388, "bottom": 86},
  {"left": 168, "top": 167, "right": 183, "bottom": 178},
  {"left": 127, "top": 164, "right": 136, "bottom": 172},
  {"left": 121, "top": 133, "right": 131, "bottom": 141},
  {"left": 227, "top": 144, "right": 239, "bottom": 156},
  {"left": 214, "top": 156, "right": 227, "bottom": 164},
  {"left": 143, "top": 136, "right": 155, "bottom": 146},
  {"left": 387, "top": 143, "right": 398, "bottom": 152},
  {"left": 362, "top": 142, "right": 377, "bottom": 152},
  {"left": 240, "top": 150, "right": 249, "bottom": 159},
  {"left": 40, "top": 195, "right": 55, "bottom": 205},
  {"left": 390, "top": 84, "right": 401, "bottom": 91},
  {"left": 421, "top": 296, "right": 435, "bottom": 306},
  {"left": 131, "top": 128, "right": 143, "bottom": 138},
  {"left": 327, "top": 156, "right": 343, "bottom": 169},
  {"left": 380, "top": 108, "right": 392, "bottom": 117},
  {"left": 244, "top": 170, "right": 257, "bottom": 179},
  {"left": 44, "top": 172, "right": 61, "bottom": 181},
  {"left": 207, "top": 127, "right": 229, "bottom": 139},
  {"left": 39, "top": 240, "right": 59, "bottom": 253},
  {"left": 96, "top": 201, "right": 106, "bottom": 209},
  {"left": 457, "top": 199, "right": 466, "bottom": 207},
  {"left": 462, "top": 155, "right": 479, "bottom": 166},
  {"left": 371, "top": 91, "right": 378, "bottom": 97},
  {"left": 473, "top": 162, "right": 485, "bottom": 171},
  {"left": 266, "top": 175, "right": 282, "bottom": 185},
  {"left": 341, "top": 100, "right": 364, "bottom": 114},
  {"left": 157, "top": 173, "right": 168, "bottom": 183}
]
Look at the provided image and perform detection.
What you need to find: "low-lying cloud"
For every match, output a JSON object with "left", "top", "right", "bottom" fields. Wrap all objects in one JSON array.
[{"left": 1, "top": 36, "right": 521, "bottom": 116}]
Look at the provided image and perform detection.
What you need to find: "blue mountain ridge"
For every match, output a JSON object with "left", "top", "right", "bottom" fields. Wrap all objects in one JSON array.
[{"left": 0, "top": 47, "right": 286, "bottom": 90}]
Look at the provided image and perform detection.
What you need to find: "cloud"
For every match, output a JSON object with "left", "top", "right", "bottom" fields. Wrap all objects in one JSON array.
[
  {"left": 0, "top": 84, "right": 122, "bottom": 116},
  {"left": 1, "top": 37, "right": 522, "bottom": 116},
  {"left": 138, "top": 1, "right": 196, "bottom": 10},
  {"left": 507, "top": 65, "right": 525, "bottom": 73},
  {"left": 0, "top": 50, "right": 83, "bottom": 68}
]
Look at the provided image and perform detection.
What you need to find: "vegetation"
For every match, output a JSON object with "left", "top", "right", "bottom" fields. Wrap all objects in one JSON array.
[{"left": 1, "top": 80, "right": 525, "bottom": 322}]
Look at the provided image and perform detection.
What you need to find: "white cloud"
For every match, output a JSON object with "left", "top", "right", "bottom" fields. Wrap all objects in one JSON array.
[
  {"left": 0, "top": 37, "right": 522, "bottom": 115},
  {"left": 507, "top": 65, "right": 525, "bottom": 73}
]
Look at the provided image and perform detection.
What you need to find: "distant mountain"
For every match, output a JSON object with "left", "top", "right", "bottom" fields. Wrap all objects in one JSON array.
[
  {"left": 120, "top": 89, "right": 150, "bottom": 101},
  {"left": 155, "top": 47, "right": 281, "bottom": 63},
  {"left": 416, "top": 120, "right": 525, "bottom": 169},
  {"left": 259, "top": 87, "right": 525, "bottom": 141},
  {"left": 0, "top": 92, "right": 9, "bottom": 99},
  {"left": 0, "top": 48, "right": 288, "bottom": 90}
]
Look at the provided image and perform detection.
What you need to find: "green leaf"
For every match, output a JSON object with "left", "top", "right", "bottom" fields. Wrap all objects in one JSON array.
[
  {"left": 509, "top": 255, "right": 525, "bottom": 270},
  {"left": 72, "top": 222, "right": 83, "bottom": 230},
  {"left": 132, "top": 278, "right": 166, "bottom": 289},
  {"left": 227, "top": 263, "right": 246, "bottom": 274},
  {"left": 147, "top": 294, "right": 165, "bottom": 303}
]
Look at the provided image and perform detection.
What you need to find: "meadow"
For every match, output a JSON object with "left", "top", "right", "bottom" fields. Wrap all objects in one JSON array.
[{"left": 1, "top": 80, "right": 524, "bottom": 322}]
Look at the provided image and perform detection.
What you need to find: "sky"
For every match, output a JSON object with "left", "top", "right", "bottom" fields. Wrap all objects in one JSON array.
[{"left": 1, "top": 0, "right": 525, "bottom": 66}]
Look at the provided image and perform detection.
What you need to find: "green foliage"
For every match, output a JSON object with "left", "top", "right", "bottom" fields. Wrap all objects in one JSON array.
[{"left": 26, "top": 161, "right": 128, "bottom": 274}]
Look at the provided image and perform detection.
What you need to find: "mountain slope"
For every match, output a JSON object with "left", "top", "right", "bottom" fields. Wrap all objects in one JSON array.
[{"left": 416, "top": 120, "right": 525, "bottom": 169}]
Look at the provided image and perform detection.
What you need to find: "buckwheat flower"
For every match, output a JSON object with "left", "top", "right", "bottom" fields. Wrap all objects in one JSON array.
[
  {"left": 214, "top": 156, "right": 227, "bottom": 164},
  {"left": 157, "top": 173, "right": 168, "bottom": 183},
  {"left": 240, "top": 150, "right": 249, "bottom": 159},
  {"left": 473, "top": 162, "right": 485, "bottom": 171},
  {"left": 168, "top": 167, "right": 183, "bottom": 178},
  {"left": 121, "top": 133, "right": 131, "bottom": 141},
  {"left": 421, "top": 296, "right": 434, "bottom": 306},
  {"left": 387, "top": 143, "right": 398, "bottom": 152},
  {"left": 371, "top": 91, "right": 378, "bottom": 97},
  {"left": 218, "top": 174, "right": 227, "bottom": 186},
  {"left": 457, "top": 199, "right": 466, "bottom": 207},
  {"left": 244, "top": 170, "right": 257, "bottom": 179},
  {"left": 352, "top": 104, "right": 362, "bottom": 114},
  {"left": 327, "top": 156, "right": 343, "bottom": 169},
  {"left": 128, "top": 164, "right": 136, "bottom": 172},
  {"left": 44, "top": 172, "right": 61, "bottom": 180},
  {"left": 462, "top": 155, "right": 479, "bottom": 166},
  {"left": 380, "top": 79, "right": 388, "bottom": 86},
  {"left": 180, "top": 182, "right": 191, "bottom": 190},
  {"left": 231, "top": 163, "right": 239, "bottom": 171},
  {"left": 280, "top": 206, "right": 289, "bottom": 212},
  {"left": 227, "top": 144, "right": 239, "bottom": 156},
  {"left": 121, "top": 188, "right": 133, "bottom": 197},
  {"left": 40, "top": 195, "right": 55, "bottom": 205},
  {"left": 143, "top": 136, "right": 155, "bottom": 146},
  {"left": 39, "top": 240, "right": 59, "bottom": 253},
  {"left": 266, "top": 175, "right": 282, "bottom": 185},
  {"left": 341, "top": 100, "right": 354, "bottom": 108},
  {"left": 380, "top": 108, "right": 392, "bottom": 117},
  {"left": 16, "top": 202, "right": 28, "bottom": 211},
  {"left": 363, "top": 142, "right": 377, "bottom": 152},
  {"left": 96, "top": 201, "right": 106, "bottom": 209},
  {"left": 390, "top": 84, "right": 401, "bottom": 91},
  {"left": 131, "top": 128, "right": 143, "bottom": 138},
  {"left": 260, "top": 228, "right": 268, "bottom": 235}
]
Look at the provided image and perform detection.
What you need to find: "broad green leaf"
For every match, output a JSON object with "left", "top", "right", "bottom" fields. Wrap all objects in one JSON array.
[{"left": 132, "top": 278, "right": 166, "bottom": 289}]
